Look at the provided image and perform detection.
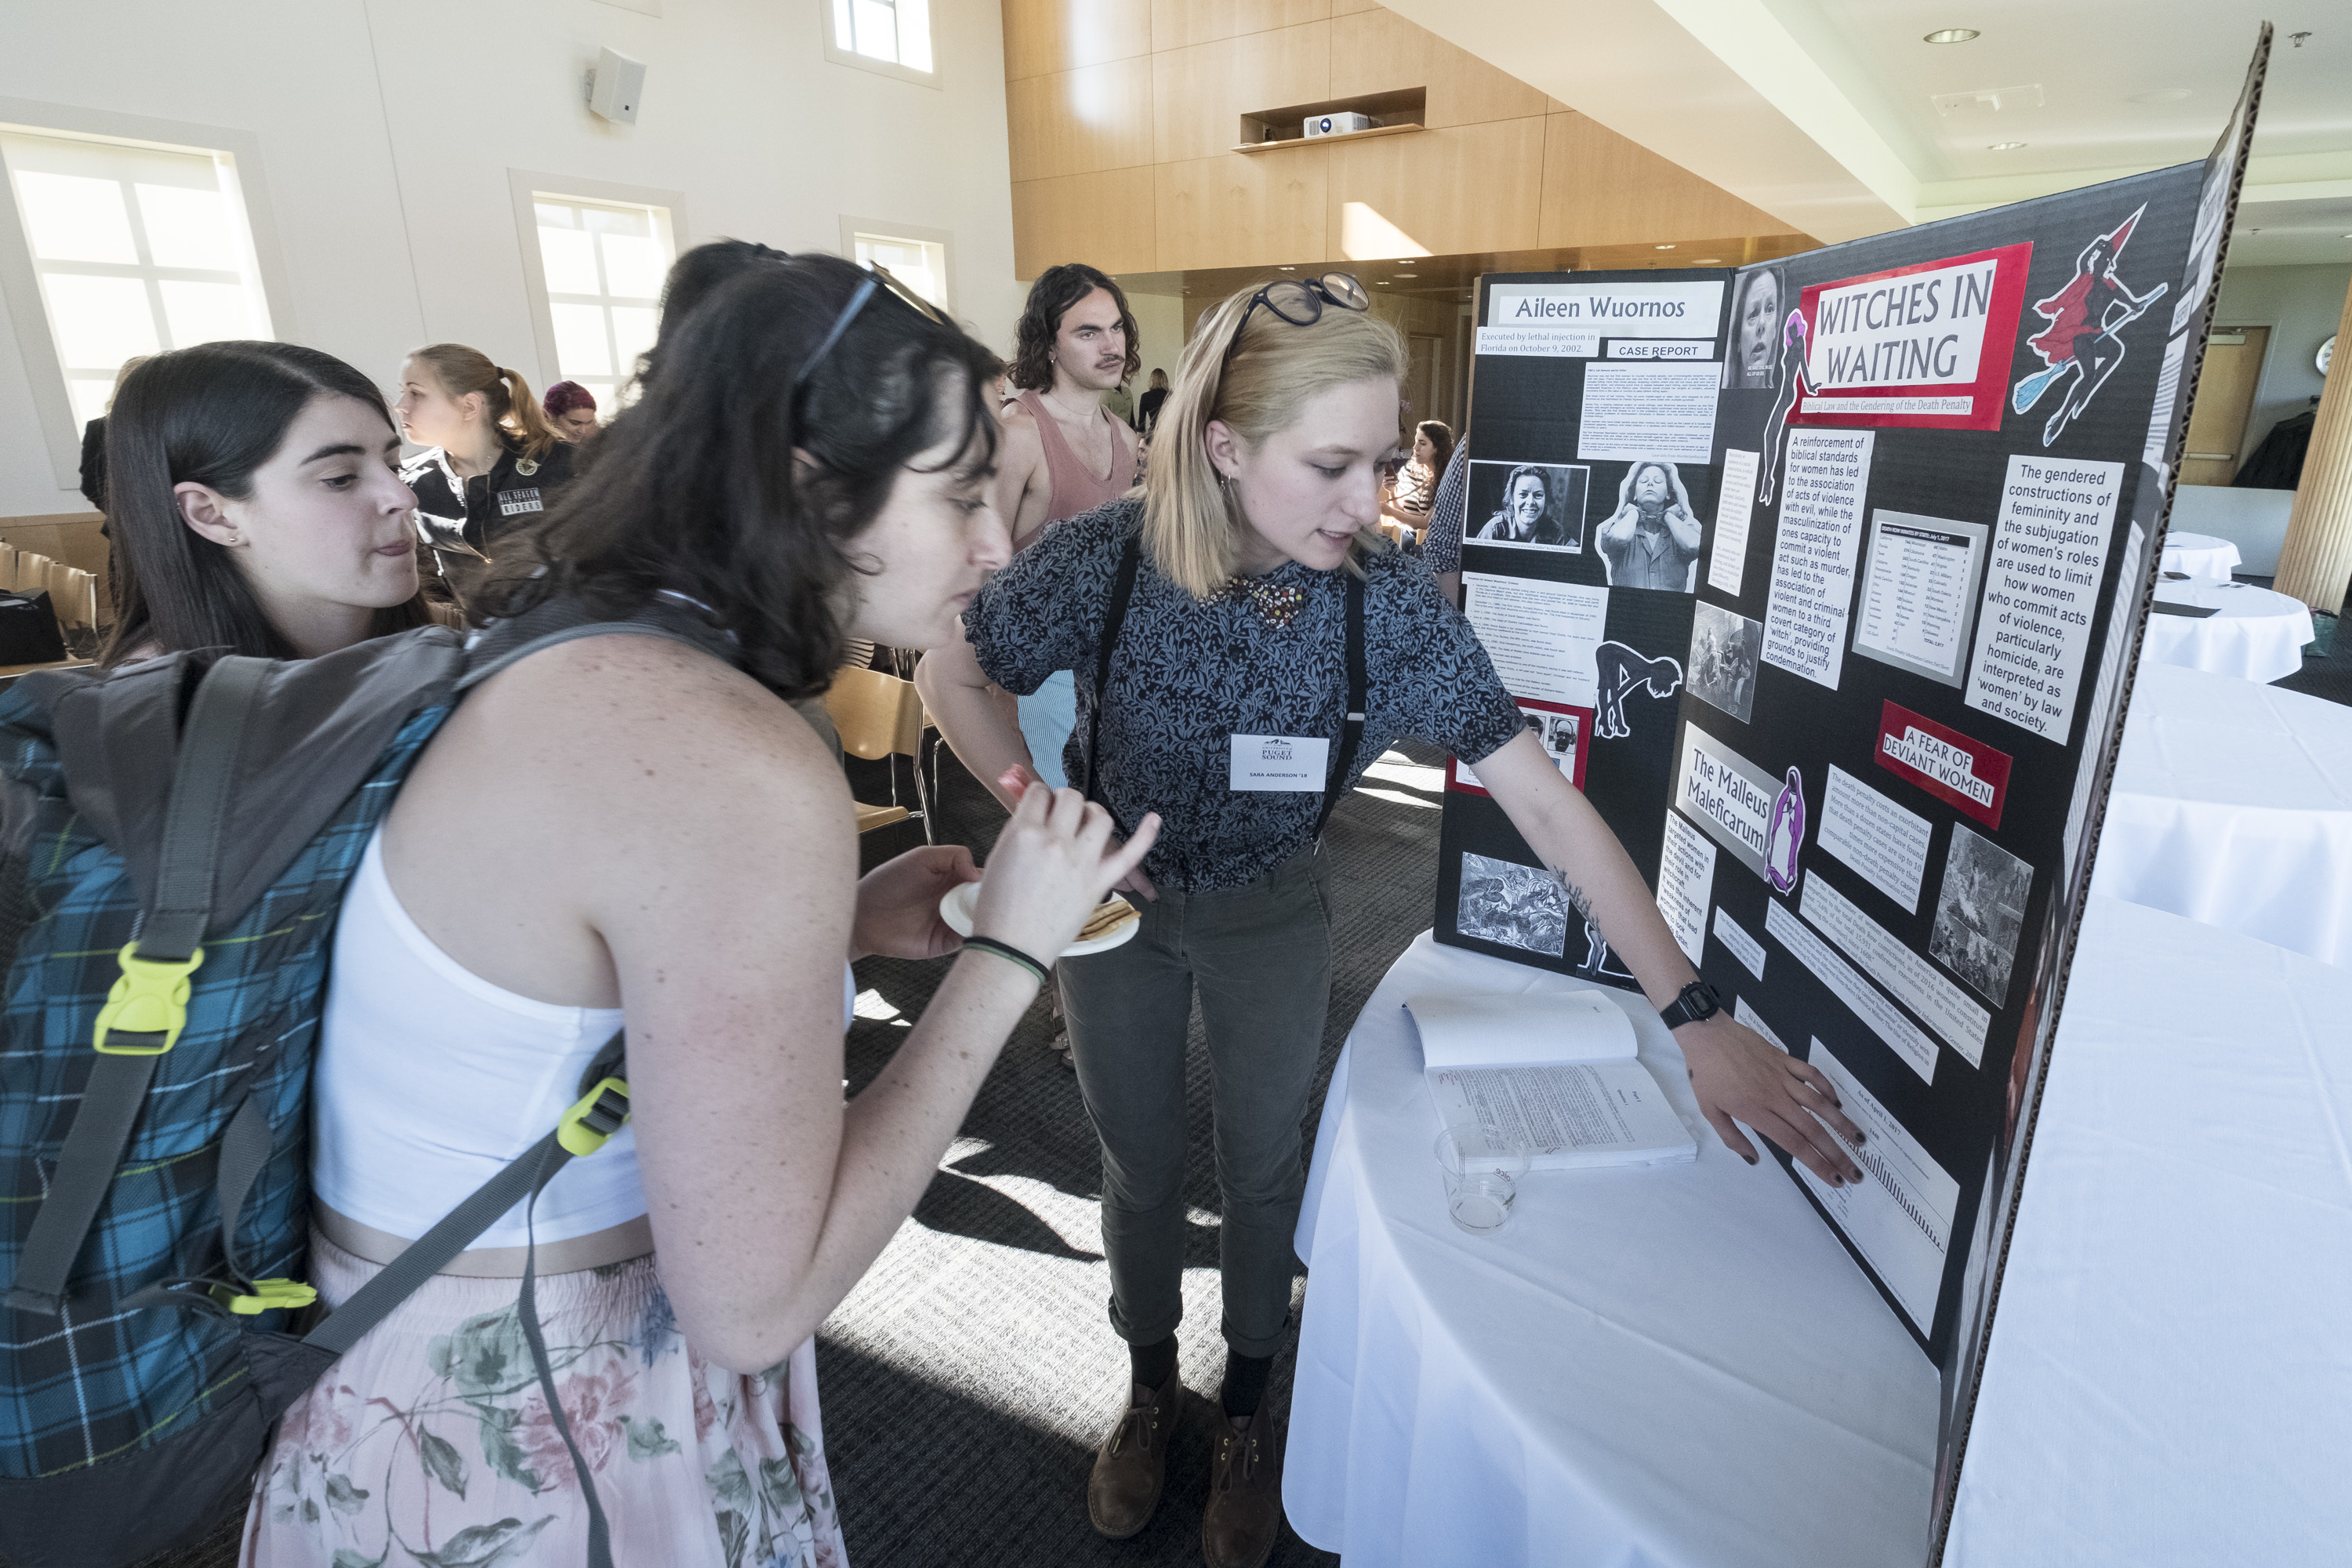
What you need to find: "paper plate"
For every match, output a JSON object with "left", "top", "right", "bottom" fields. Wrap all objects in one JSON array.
[{"left": 939, "top": 882, "right": 1142, "bottom": 958}]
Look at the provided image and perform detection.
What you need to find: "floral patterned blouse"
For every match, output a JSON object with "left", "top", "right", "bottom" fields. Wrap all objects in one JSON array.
[{"left": 965, "top": 499, "right": 1523, "bottom": 892}]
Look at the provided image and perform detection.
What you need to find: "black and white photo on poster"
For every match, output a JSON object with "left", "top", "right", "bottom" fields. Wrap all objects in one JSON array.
[
  {"left": 1468, "top": 461, "right": 1591, "bottom": 550},
  {"left": 1597, "top": 460, "right": 1705, "bottom": 591},
  {"left": 1688, "top": 601, "right": 1762, "bottom": 723},
  {"left": 1455, "top": 851, "right": 1571, "bottom": 957},
  {"left": 1453, "top": 699, "right": 1590, "bottom": 794},
  {"left": 1723, "top": 266, "right": 1788, "bottom": 390},
  {"left": 1930, "top": 824, "right": 2034, "bottom": 1006}
]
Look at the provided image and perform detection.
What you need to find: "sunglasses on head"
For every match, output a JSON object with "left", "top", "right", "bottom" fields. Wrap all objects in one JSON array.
[
  {"left": 1223, "top": 273, "right": 1371, "bottom": 366},
  {"left": 794, "top": 263, "right": 953, "bottom": 389}
]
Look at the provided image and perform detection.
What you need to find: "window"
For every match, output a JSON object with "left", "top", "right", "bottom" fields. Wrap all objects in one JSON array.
[
  {"left": 825, "top": 0, "right": 935, "bottom": 85},
  {"left": 0, "top": 129, "right": 273, "bottom": 426},
  {"left": 530, "top": 193, "right": 675, "bottom": 411},
  {"left": 851, "top": 231, "right": 948, "bottom": 311}
]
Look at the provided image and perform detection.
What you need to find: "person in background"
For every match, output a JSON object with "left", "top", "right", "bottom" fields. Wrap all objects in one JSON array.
[
  {"left": 1422, "top": 430, "right": 1470, "bottom": 605},
  {"left": 1379, "top": 418, "right": 1453, "bottom": 544},
  {"left": 918, "top": 273, "right": 1862, "bottom": 1567},
  {"left": 543, "top": 379, "right": 600, "bottom": 440},
  {"left": 248, "top": 253, "right": 1156, "bottom": 1568},
  {"left": 393, "top": 344, "right": 575, "bottom": 615},
  {"left": 1137, "top": 367, "right": 1171, "bottom": 438},
  {"left": 635, "top": 239, "right": 790, "bottom": 390},
  {"left": 1102, "top": 377, "right": 1137, "bottom": 430},
  {"left": 78, "top": 354, "right": 152, "bottom": 514},
  {"left": 100, "top": 341, "right": 433, "bottom": 665}
]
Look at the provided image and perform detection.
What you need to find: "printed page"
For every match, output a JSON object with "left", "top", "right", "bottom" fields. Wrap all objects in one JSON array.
[
  {"left": 1762, "top": 430, "right": 1877, "bottom": 689},
  {"left": 1461, "top": 573, "right": 1606, "bottom": 708},
  {"left": 1430, "top": 1058, "right": 1697, "bottom": 1170},
  {"left": 1406, "top": 990, "right": 1635, "bottom": 1069},
  {"left": 1578, "top": 363, "right": 1722, "bottom": 464},
  {"left": 1796, "top": 1042, "right": 1962, "bottom": 1334},
  {"left": 1965, "top": 455, "right": 2125, "bottom": 740}
]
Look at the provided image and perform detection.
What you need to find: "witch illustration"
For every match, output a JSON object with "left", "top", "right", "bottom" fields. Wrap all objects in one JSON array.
[
  {"left": 1766, "top": 766, "right": 1806, "bottom": 894},
  {"left": 1755, "top": 310, "right": 1820, "bottom": 509},
  {"left": 2011, "top": 205, "right": 2169, "bottom": 448}
]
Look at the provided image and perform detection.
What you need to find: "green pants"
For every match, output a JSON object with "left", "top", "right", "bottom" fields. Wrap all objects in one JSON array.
[{"left": 1058, "top": 848, "right": 1333, "bottom": 1360}]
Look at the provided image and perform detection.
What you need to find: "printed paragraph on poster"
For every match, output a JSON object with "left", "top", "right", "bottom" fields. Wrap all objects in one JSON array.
[
  {"left": 1965, "top": 455, "right": 2124, "bottom": 740},
  {"left": 1797, "top": 1042, "right": 1962, "bottom": 1334},
  {"left": 1578, "top": 364, "right": 1722, "bottom": 464},
  {"left": 1656, "top": 810, "right": 1718, "bottom": 964},
  {"left": 1707, "top": 448, "right": 1759, "bottom": 597},
  {"left": 1762, "top": 431, "right": 1877, "bottom": 689},
  {"left": 1463, "top": 574, "right": 1606, "bottom": 708}
]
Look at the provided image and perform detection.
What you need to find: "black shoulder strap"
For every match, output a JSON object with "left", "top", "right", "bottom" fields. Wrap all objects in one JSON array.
[
  {"left": 1080, "top": 534, "right": 1145, "bottom": 806},
  {"left": 1312, "top": 569, "right": 1368, "bottom": 845}
]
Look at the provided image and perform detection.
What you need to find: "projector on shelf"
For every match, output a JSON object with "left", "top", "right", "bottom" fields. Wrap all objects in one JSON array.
[{"left": 1305, "top": 112, "right": 1375, "bottom": 138}]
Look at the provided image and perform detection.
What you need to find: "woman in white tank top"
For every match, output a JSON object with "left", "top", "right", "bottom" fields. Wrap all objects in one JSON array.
[{"left": 245, "top": 252, "right": 1157, "bottom": 1567}]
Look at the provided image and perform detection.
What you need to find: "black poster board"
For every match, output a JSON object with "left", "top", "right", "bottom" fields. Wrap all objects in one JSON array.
[{"left": 1432, "top": 30, "right": 2270, "bottom": 1560}]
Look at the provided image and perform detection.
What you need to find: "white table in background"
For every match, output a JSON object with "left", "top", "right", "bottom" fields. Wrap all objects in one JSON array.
[
  {"left": 2157, "top": 529, "right": 2242, "bottom": 585},
  {"left": 1286, "top": 931, "right": 1936, "bottom": 1568},
  {"left": 2089, "top": 660, "right": 2352, "bottom": 967},
  {"left": 1948, "top": 895, "right": 2352, "bottom": 1566},
  {"left": 2138, "top": 579, "right": 2313, "bottom": 683}
]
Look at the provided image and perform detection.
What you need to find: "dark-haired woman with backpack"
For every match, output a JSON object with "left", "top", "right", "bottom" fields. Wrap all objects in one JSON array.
[
  {"left": 100, "top": 341, "right": 438, "bottom": 666},
  {"left": 243, "top": 253, "right": 1153, "bottom": 1566},
  {"left": 393, "top": 343, "right": 575, "bottom": 615}
]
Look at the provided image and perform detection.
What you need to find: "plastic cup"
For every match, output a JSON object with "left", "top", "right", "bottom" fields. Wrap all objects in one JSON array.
[{"left": 1434, "top": 1128, "right": 1531, "bottom": 1235}]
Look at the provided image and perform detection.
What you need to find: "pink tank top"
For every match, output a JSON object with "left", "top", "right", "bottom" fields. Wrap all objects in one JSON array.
[{"left": 1014, "top": 389, "right": 1132, "bottom": 549}]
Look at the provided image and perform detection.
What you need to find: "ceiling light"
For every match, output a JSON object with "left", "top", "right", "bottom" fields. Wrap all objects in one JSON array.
[
  {"left": 1395, "top": 271, "right": 1417, "bottom": 278},
  {"left": 1655, "top": 244, "right": 1675, "bottom": 250},
  {"left": 1376, "top": 280, "right": 1390, "bottom": 286},
  {"left": 1279, "top": 265, "right": 1296, "bottom": 271},
  {"left": 2130, "top": 88, "right": 2193, "bottom": 104},
  {"left": 1987, "top": 141, "right": 2027, "bottom": 151},
  {"left": 1925, "top": 27, "right": 1980, "bottom": 44},
  {"left": 1693, "top": 258, "right": 1723, "bottom": 264}
]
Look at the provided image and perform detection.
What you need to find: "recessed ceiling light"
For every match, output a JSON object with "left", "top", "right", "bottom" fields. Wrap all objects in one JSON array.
[
  {"left": 1279, "top": 265, "right": 1296, "bottom": 271},
  {"left": 2130, "top": 88, "right": 2194, "bottom": 104},
  {"left": 1693, "top": 258, "right": 1724, "bottom": 264},
  {"left": 1655, "top": 244, "right": 1675, "bottom": 250},
  {"left": 1987, "top": 141, "right": 2027, "bottom": 151},
  {"left": 1394, "top": 271, "right": 1417, "bottom": 278},
  {"left": 1924, "top": 27, "right": 1980, "bottom": 43},
  {"left": 1375, "top": 280, "right": 1390, "bottom": 286}
]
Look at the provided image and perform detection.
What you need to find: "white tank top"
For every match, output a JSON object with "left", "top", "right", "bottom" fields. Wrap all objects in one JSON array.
[{"left": 314, "top": 826, "right": 853, "bottom": 1247}]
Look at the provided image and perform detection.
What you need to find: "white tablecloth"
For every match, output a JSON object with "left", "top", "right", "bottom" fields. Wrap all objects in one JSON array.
[
  {"left": 1287, "top": 932, "right": 1936, "bottom": 1568},
  {"left": 2157, "top": 529, "right": 2241, "bottom": 584},
  {"left": 1948, "top": 895, "right": 2352, "bottom": 1566},
  {"left": 2138, "top": 579, "right": 2314, "bottom": 683},
  {"left": 2089, "top": 660, "right": 2352, "bottom": 967}
]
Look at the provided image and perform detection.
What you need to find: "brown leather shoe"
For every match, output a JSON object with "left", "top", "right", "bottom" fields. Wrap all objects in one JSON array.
[
  {"left": 1202, "top": 1412, "right": 1283, "bottom": 1568},
  {"left": 1087, "top": 1370, "right": 1184, "bottom": 1538}
]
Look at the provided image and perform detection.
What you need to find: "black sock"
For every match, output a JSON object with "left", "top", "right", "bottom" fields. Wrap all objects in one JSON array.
[
  {"left": 1129, "top": 1335, "right": 1178, "bottom": 1393},
  {"left": 1220, "top": 1351, "right": 1274, "bottom": 1421}
]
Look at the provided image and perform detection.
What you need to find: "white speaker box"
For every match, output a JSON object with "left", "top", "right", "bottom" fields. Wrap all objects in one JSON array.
[{"left": 586, "top": 47, "right": 645, "bottom": 124}]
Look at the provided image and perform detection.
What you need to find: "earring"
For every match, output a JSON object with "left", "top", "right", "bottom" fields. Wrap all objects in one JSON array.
[{"left": 223, "top": 532, "right": 241, "bottom": 544}]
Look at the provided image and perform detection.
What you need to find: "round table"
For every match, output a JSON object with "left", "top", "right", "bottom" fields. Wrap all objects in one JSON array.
[
  {"left": 2138, "top": 579, "right": 2313, "bottom": 683},
  {"left": 2158, "top": 529, "right": 2242, "bottom": 585},
  {"left": 1948, "top": 895, "right": 2352, "bottom": 1565},
  {"left": 2089, "top": 660, "right": 2352, "bottom": 966},
  {"left": 1287, "top": 931, "right": 1936, "bottom": 1568}
]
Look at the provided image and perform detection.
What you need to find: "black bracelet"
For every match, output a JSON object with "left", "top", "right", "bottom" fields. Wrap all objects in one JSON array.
[{"left": 961, "top": 935, "right": 1050, "bottom": 986}]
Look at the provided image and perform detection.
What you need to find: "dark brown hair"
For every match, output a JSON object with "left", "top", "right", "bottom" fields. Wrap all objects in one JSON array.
[
  {"left": 477, "top": 253, "right": 1004, "bottom": 699},
  {"left": 408, "top": 343, "right": 561, "bottom": 461},
  {"left": 1414, "top": 419, "right": 1455, "bottom": 471},
  {"left": 100, "top": 342, "right": 433, "bottom": 666},
  {"left": 1008, "top": 263, "right": 1140, "bottom": 392}
]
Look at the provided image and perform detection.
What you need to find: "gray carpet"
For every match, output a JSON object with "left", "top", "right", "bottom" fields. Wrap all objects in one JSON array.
[{"left": 822, "top": 741, "right": 1452, "bottom": 1568}]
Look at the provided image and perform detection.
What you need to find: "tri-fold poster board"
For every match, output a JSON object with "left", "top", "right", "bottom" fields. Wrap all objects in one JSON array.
[{"left": 1434, "top": 29, "right": 2269, "bottom": 1561}]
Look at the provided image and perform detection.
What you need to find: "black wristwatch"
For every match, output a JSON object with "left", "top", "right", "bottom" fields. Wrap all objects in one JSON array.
[{"left": 1657, "top": 979, "right": 1725, "bottom": 1032}]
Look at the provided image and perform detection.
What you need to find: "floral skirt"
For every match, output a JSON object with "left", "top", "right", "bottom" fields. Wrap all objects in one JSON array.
[{"left": 241, "top": 1229, "right": 845, "bottom": 1568}]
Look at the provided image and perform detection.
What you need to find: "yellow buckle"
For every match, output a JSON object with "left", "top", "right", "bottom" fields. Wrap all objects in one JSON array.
[
  {"left": 557, "top": 1077, "right": 631, "bottom": 1157},
  {"left": 220, "top": 1277, "right": 318, "bottom": 1316},
  {"left": 93, "top": 944, "right": 205, "bottom": 1054}
]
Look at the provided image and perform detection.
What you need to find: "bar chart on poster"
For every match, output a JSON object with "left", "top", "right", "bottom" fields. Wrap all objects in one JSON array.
[{"left": 1434, "top": 30, "right": 2269, "bottom": 1563}]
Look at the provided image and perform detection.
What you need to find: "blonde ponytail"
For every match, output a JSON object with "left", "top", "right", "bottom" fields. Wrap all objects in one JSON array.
[
  {"left": 409, "top": 343, "right": 560, "bottom": 462},
  {"left": 495, "top": 365, "right": 561, "bottom": 460},
  {"left": 1142, "top": 283, "right": 1405, "bottom": 598}
]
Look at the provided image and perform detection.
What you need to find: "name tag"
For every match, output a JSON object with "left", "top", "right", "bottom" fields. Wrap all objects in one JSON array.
[
  {"left": 497, "top": 487, "right": 543, "bottom": 517},
  {"left": 1230, "top": 734, "right": 1329, "bottom": 792}
]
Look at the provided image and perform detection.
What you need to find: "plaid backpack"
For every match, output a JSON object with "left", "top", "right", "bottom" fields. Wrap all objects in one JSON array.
[{"left": 0, "top": 601, "right": 728, "bottom": 1568}]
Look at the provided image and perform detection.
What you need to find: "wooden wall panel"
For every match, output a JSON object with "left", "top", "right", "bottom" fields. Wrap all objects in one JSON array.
[
  {"left": 1002, "top": 0, "right": 1153, "bottom": 81},
  {"left": 1328, "top": 9, "right": 1548, "bottom": 129},
  {"left": 1538, "top": 112, "right": 1785, "bottom": 249},
  {"left": 1152, "top": 23, "right": 1330, "bottom": 162},
  {"left": 1007, "top": 57, "right": 1156, "bottom": 182},
  {"left": 1328, "top": 0, "right": 1381, "bottom": 13},
  {"left": 1151, "top": 0, "right": 1329, "bottom": 52},
  {"left": 1155, "top": 150, "right": 1330, "bottom": 271},
  {"left": 1328, "top": 118, "right": 1546, "bottom": 260},
  {"left": 1011, "top": 168, "right": 1160, "bottom": 278}
]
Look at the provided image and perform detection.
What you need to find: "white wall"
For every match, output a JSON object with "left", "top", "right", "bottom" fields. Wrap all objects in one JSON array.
[
  {"left": 0, "top": 0, "right": 1022, "bottom": 517},
  {"left": 2213, "top": 261, "right": 2350, "bottom": 459},
  {"left": 1123, "top": 291, "right": 1184, "bottom": 401}
]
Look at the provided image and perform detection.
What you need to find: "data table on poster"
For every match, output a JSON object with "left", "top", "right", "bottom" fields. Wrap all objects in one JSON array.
[{"left": 1286, "top": 932, "right": 1937, "bottom": 1568}]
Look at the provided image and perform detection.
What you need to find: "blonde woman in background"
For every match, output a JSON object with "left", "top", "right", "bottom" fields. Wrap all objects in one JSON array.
[
  {"left": 919, "top": 274, "right": 1865, "bottom": 1568},
  {"left": 394, "top": 343, "right": 575, "bottom": 613}
]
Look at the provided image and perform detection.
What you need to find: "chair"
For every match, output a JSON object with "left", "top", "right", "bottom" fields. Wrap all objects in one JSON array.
[{"left": 823, "top": 665, "right": 936, "bottom": 841}]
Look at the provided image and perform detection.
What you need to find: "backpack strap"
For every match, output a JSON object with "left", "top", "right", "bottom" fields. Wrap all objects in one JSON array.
[
  {"left": 1079, "top": 533, "right": 1144, "bottom": 808},
  {"left": 6, "top": 656, "right": 269, "bottom": 1317},
  {"left": 1312, "top": 568, "right": 1369, "bottom": 847}
]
